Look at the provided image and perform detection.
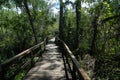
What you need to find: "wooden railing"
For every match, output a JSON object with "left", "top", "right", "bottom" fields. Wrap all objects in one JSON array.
[
  {"left": 55, "top": 37, "right": 91, "bottom": 80},
  {"left": 0, "top": 38, "right": 47, "bottom": 80}
]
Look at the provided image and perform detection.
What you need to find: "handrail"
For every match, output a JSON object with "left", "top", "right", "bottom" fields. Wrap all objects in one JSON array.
[
  {"left": 55, "top": 37, "right": 91, "bottom": 80},
  {"left": 0, "top": 38, "right": 47, "bottom": 80},
  {"left": 1, "top": 41, "right": 44, "bottom": 66}
]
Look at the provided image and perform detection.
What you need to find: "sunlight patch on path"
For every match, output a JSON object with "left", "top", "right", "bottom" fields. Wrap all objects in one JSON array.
[{"left": 23, "top": 38, "right": 65, "bottom": 80}]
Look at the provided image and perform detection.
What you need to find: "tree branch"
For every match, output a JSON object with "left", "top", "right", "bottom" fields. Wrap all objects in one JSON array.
[{"left": 101, "top": 15, "right": 120, "bottom": 24}]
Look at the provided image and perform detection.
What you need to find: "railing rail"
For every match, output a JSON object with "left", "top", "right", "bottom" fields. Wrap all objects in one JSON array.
[
  {"left": 55, "top": 37, "right": 91, "bottom": 80},
  {"left": 0, "top": 38, "right": 47, "bottom": 80}
]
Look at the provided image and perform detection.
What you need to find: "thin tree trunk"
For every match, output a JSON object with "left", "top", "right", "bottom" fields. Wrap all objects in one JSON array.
[
  {"left": 90, "top": 2, "right": 104, "bottom": 56},
  {"left": 23, "top": 0, "right": 38, "bottom": 44},
  {"left": 74, "top": 0, "right": 81, "bottom": 49},
  {"left": 59, "top": 0, "right": 64, "bottom": 39},
  {"left": 90, "top": 18, "right": 98, "bottom": 55}
]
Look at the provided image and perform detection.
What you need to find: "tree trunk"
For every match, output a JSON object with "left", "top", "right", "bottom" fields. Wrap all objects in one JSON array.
[
  {"left": 23, "top": 0, "right": 38, "bottom": 44},
  {"left": 74, "top": 0, "right": 81, "bottom": 49},
  {"left": 90, "top": 2, "right": 104, "bottom": 56},
  {"left": 90, "top": 17, "right": 98, "bottom": 56},
  {"left": 59, "top": 0, "right": 64, "bottom": 39}
]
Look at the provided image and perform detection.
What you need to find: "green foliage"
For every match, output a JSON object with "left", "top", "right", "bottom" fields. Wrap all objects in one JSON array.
[
  {"left": 14, "top": 71, "right": 26, "bottom": 80},
  {"left": 0, "top": 0, "right": 57, "bottom": 62},
  {"left": 60, "top": 0, "right": 120, "bottom": 79},
  {"left": 1, "top": 0, "right": 120, "bottom": 79},
  {"left": 0, "top": 0, "right": 58, "bottom": 79},
  {"left": 95, "top": 54, "right": 120, "bottom": 80}
]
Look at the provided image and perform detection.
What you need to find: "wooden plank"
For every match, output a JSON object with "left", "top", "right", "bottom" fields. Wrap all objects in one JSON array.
[{"left": 24, "top": 38, "right": 65, "bottom": 80}]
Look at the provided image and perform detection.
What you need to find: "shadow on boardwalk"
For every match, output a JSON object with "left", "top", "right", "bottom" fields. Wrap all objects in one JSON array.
[{"left": 23, "top": 38, "right": 65, "bottom": 80}]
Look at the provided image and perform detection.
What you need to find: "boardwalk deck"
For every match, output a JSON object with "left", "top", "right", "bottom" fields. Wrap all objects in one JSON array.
[{"left": 23, "top": 38, "right": 65, "bottom": 80}]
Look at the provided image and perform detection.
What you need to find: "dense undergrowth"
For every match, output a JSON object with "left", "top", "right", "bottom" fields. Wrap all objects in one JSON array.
[
  {"left": 80, "top": 54, "right": 120, "bottom": 80},
  {"left": 94, "top": 54, "right": 120, "bottom": 80}
]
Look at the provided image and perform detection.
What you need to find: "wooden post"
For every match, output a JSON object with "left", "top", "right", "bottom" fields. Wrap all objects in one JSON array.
[
  {"left": 30, "top": 52, "right": 34, "bottom": 67},
  {"left": 72, "top": 63, "right": 77, "bottom": 80},
  {"left": 66, "top": 55, "right": 72, "bottom": 75},
  {"left": 44, "top": 38, "right": 46, "bottom": 51},
  {"left": 62, "top": 53, "right": 69, "bottom": 80},
  {"left": 0, "top": 66, "right": 5, "bottom": 80},
  {"left": 46, "top": 37, "right": 48, "bottom": 44}
]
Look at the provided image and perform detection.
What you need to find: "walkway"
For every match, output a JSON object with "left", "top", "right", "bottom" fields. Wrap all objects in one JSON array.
[{"left": 23, "top": 38, "right": 65, "bottom": 80}]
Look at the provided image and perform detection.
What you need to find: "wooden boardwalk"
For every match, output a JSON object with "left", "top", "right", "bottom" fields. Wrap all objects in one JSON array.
[{"left": 23, "top": 38, "right": 65, "bottom": 80}]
